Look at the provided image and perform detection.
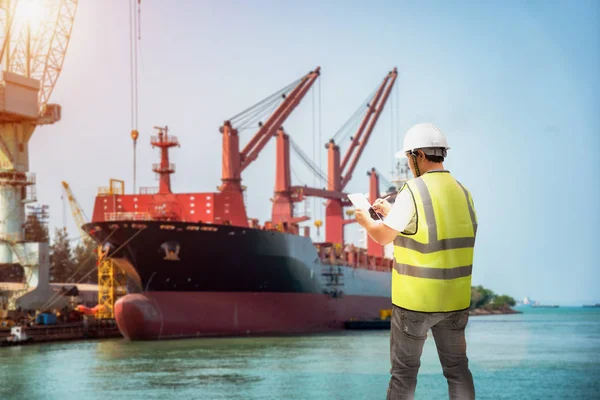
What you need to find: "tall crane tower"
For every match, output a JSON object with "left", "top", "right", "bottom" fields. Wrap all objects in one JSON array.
[{"left": 0, "top": 0, "right": 78, "bottom": 309}]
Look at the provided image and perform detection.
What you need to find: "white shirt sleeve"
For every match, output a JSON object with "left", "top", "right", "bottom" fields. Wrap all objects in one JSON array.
[{"left": 382, "top": 188, "right": 416, "bottom": 233}]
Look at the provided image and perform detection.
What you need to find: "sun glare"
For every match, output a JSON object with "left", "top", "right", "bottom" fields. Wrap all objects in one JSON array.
[{"left": 14, "top": 0, "right": 52, "bottom": 35}]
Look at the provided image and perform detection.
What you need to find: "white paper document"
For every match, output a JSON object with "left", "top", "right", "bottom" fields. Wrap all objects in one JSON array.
[
  {"left": 347, "top": 193, "right": 373, "bottom": 211},
  {"left": 347, "top": 193, "right": 383, "bottom": 221}
]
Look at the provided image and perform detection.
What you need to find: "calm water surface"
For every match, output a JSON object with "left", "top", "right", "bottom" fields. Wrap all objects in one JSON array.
[{"left": 1, "top": 307, "right": 598, "bottom": 400}]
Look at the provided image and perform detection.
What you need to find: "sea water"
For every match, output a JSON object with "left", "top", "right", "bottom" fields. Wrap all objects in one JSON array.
[{"left": 1, "top": 307, "right": 598, "bottom": 400}]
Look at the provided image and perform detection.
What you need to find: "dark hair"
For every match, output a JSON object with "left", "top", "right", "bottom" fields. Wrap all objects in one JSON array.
[{"left": 424, "top": 154, "right": 444, "bottom": 163}]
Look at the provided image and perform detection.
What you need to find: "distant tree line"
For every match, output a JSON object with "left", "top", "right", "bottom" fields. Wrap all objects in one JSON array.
[
  {"left": 0, "top": 215, "right": 97, "bottom": 284},
  {"left": 24, "top": 212, "right": 50, "bottom": 242},
  {"left": 49, "top": 227, "right": 98, "bottom": 284},
  {"left": 471, "top": 285, "right": 516, "bottom": 310}
]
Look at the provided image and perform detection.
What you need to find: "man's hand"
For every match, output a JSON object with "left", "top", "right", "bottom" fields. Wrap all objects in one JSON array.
[
  {"left": 354, "top": 208, "right": 370, "bottom": 227},
  {"left": 372, "top": 198, "right": 392, "bottom": 217},
  {"left": 354, "top": 207, "right": 398, "bottom": 246}
]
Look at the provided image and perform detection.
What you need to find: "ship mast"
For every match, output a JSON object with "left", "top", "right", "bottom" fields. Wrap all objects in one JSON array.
[
  {"left": 151, "top": 126, "right": 179, "bottom": 194},
  {"left": 391, "top": 153, "right": 411, "bottom": 190}
]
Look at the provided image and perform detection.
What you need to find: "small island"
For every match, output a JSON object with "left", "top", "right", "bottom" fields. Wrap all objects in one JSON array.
[{"left": 469, "top": 285, "right": 520, "bottom": 316}]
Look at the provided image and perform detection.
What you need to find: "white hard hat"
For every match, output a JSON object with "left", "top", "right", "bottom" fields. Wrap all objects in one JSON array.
[
  {"left": 402, "top": 123, "right": 450, "bottom": 155},
  {"left": 394, "top": 150, "right": 407, "bottom": 159}
]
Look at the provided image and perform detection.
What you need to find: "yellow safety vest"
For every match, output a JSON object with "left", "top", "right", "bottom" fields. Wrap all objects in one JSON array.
[{"left": 393, "top": 171, "right": 477, "bottom": 312}]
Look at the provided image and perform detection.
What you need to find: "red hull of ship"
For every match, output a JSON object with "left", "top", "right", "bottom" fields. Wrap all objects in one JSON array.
[{"left": 115, "top": 292, "right": 391, "bottom": 340}]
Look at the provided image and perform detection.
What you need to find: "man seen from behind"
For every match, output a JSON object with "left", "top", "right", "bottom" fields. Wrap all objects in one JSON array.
[{"left": 354, "top": 123, "right": 478, "bottom": 400}]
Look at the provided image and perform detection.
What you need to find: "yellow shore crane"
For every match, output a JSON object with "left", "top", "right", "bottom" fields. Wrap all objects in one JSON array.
[
  {"left": 61, "top": 181, "right": 126, "bottom": 319},
  {"left": 0, "top": 0, "right": 79, "bottom": 311}
]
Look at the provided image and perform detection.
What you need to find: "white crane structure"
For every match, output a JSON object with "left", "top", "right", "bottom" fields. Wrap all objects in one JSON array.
[{"left": 0, "top": 0, "right": 78, "bottom": 310}]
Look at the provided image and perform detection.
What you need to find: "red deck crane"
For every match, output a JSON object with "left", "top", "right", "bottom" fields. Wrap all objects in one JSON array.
[
  {"left": 367, "top": 168, "right": 384, "bottom": 258},
  {"left": 219, "top": 67, "right": 320, "bottom": 227},
  {"left": 323, "top": 68, "right": 397, "bottom": 245},
  {"left": 269, "top": 68, "right": 397, "bottom": 243}
]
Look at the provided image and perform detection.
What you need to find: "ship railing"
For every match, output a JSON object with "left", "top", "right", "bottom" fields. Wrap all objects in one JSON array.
[
  {"left": 0, "top": 169, "right": 34, "bottom": 185},
  {"left": 262, "top": 221, "right": 302, "bottom": 235},
  {"left": 0, "top": 233, "right": 22, "bottom": 244},
  {"left": 104, "top": 212, "right": 153, "bottom": 221},
  {"left": 25, "top": 172, "right": 36, "bottom": 185},
  {"left": 150, "top": 135, "right": 179, "bottom": 147},
  {"left": 23, "top": 185, "right": 37, "bottom": 203},
  {"left": 139, "top": 186, "right": 159, "bottom": 195},
  {"left": 315, "top": 243, "right": 393, "bottom": 272},
  {"left": 98, "top": 187, "right": 124, "bottom": 196},
  {"left": 152, "top": 163, "right": 176, "bottom": 173}
]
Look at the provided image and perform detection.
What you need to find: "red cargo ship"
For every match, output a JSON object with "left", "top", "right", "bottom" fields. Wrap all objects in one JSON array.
[{"left": 83, "top": 67, "right": 399, "bottom": 340}]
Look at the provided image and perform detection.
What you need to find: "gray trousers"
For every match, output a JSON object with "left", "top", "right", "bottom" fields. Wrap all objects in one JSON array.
[{"left": 386, "top": 305, "right": 475, "bottom": 400}]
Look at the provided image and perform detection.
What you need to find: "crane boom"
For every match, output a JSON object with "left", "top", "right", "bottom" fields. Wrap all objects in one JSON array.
[
  {"left": 239, "top": 67, "right": 320, "bottom": 172},
  {"left": 61, "top": 181, "right": 88, "bottom": 238},
  {"left": 340, "top": 68, "right": 397, "bottom": 189},
  {"left": 320, "top": 68, "right": 397, "bottom": 245},
  {"left": 240, "top": 78, "right": 306, "bottom": 159},
  {"left": 339, "top": 75, "right": 389, "bottom": 174},
  {"left": 1, "top": 0, "right": 79, "bottom": 113},
  {"left": 220, "top": 67, "right": 320, "bottom": 195},
  {"left": 38, "top": 0, "right": 78, "bottom": 112}
]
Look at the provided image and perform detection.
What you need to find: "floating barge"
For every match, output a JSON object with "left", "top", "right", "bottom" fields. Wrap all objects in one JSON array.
[
  {"left": 0, "top": 320, "right": 121, "bottom": 346},
  {"left": 344, "top": 319, "right": 391, "bottom": 330},
  {"left": 344, "top": 309, "right": 391, "bottom": 330}
]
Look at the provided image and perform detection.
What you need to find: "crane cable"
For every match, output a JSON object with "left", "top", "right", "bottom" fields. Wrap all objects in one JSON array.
[
  {"left": 234, "top": 88, "right": 300, "bottom": 130},
  {"left": 318, "top": 75, "right": 323, "bottom": 221},
  {"left": 390, "top": 79, "right": 400, "bottom": 177},
  {"left": 38, "top": 226, "right": 147, "bottom": 313},
  {"left": 130, "top": 0, "right": 141, "bottom": 193},
  {"left": 233, "top": 93, "right": 288, "bottom": 131},
  {"left": 390, "top": 78, "right": 395, "bottom": 176},
  {"left": 289, "top": 137, "right": 331, "bottom": 186},
  {"left": 228, "top": 78, "right": 302, "bottom": 127},
  {"left": 36, "top": 228, "right": 119, "bottom": 312},
  {"left": 331, "top": 86, "right": 378, "bottom": 144},
  {"left": 312, "top": 78, "right": 316, "bottom": 224},
  {"left": 129, "top": 0, "right": 134, "bottom": 135},
  {"left": 134, "top": 0, "right": 140, "bottom": 130},
  {"left": 229, "top": 78, "right": 300, "bottom": 122}
]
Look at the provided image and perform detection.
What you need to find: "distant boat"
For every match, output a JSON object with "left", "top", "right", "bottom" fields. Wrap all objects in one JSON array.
[
  {"left": 582, "top": 304, "right": 600, "bottom": 308},
  {"left": 531, "top": 304, "right": 559, "bottom": 308}
]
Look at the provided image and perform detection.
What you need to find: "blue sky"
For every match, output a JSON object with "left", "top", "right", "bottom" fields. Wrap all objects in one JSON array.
[{"left": 30, "top": 0, "right": 599, "bottom": 304}]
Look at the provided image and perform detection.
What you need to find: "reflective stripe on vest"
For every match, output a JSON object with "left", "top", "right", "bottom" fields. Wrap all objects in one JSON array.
[{"left": 392, "top": 172, "right": 477, "bottom": 312}]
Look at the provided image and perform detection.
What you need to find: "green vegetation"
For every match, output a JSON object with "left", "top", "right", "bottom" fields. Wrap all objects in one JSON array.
[
  {"left": 0, "top": 213, "right": 49, "bottom": 282},
  {"left": 0, "top": 227, "right": 97, "bottom": 284},
  {"left": 24, "top": 213, "right": 49, "bottom": 243},
  {"left": 49, "top": 228, "right": 73, "bottom": 282},
  {"left": 49, "top": 228, "right": 97, "bottom": 284},
  {"left": 470, "top": 285, "right": 517, "bottom": 311}
]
